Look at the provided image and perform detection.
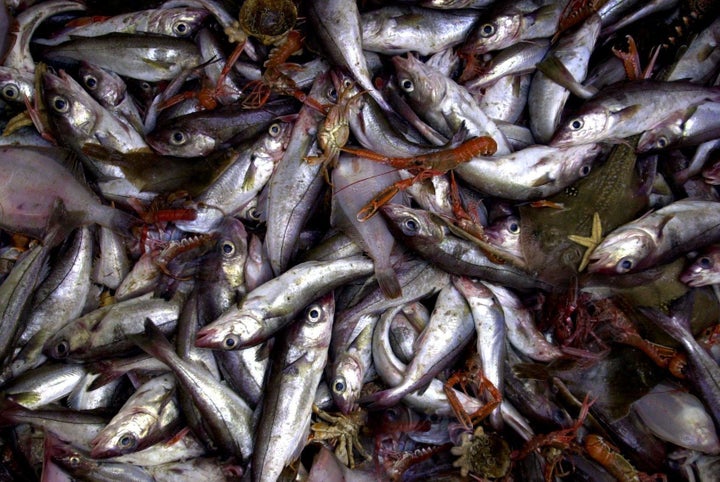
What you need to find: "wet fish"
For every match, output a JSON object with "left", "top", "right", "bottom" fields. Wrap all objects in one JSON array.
[
  {"left": 681, "top": 245, "right": 720, "bottom": 287},
  {"left": 588, "top": 199, "right": 720, "bottom": 275}
]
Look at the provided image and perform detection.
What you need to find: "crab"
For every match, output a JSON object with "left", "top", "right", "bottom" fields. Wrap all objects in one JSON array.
[
  {"left": 451, "top": 425, "right": 511, "bottom": 479},
  {"left": 310, "top": 405, "right": 371, "bottom": 468}
]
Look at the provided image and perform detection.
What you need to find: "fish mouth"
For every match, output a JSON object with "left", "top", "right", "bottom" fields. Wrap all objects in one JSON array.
[{"left": 194, "top": 327, "right": 222, "bottom": 348}]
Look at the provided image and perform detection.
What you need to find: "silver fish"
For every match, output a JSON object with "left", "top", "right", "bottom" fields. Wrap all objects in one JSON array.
[
  {"left": 195, "top": 256, "right": 374, "bottom": 350},
  {"left": 252, "top": 293, "right": 335, "bottom": 482},
  {"left": 1, "top": 362, "right": 86, "bottom": 409},
  {"left": 588, "top": 199, "right": 720, "bottom": 274},
  {"left": 681, "top": 245, "right": 720, "bottom": 287},
  {"left": 92, "top": 226, "right": 131, "bottom": 290},
  {"left": 133, "top": 319, "right": 254, "bottom": 460},
  {"left": 551, "top": 81, "right": 720, "bottom": 147},
  {"left": 464, "top": 39, "right": 550, "bottom": 91}
]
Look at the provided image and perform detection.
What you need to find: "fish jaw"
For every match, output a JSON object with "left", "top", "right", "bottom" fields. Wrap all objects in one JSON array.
[
  {"left": 195, "top": 313, "right": 264, "bottom": 350},
  {"left": 330, "top": 355, "right": 363, "bottom": 414},
  {"left": 586, "top": 229, "right": 656, "bottom": 274},
  {"left": 391, "top": 53, "right": 443, "bottom": 105}
]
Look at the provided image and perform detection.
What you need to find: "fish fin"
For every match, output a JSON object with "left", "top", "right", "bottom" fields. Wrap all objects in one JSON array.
[
  {"left": 87, "top": 362, "right": 124, "bottom": 391},
  {"left": 255, "top": 341, "right": 271, "bottom": 362},
  {"left": 359, "top": 385, "right": 406, "bottom": 409},
  {"left": 530, "top": 172, "right": 554, "bottom": 187},
  {"left": 103, "top": 206, "right": 141, "bottom": 238},
  {"left": 611, "top": 104, "right": 642, "bottom": 121},
  {"left": 637, "top": 291, "right": 694, "bottom": 340},
  {"left": 511, "top": 362, "right": 550, "bottom": 380},
  {"left": 6, "top": 392, "right": 41, "bottom": 408},
  {"left": 141, "top": 58, "right": 174, "bottom": 71},
  {"left": 377, "top": 267, "right": 402, "bottom": 299},
  {"left": 130, "top": 318, "right": 177, "bottom": 365}
]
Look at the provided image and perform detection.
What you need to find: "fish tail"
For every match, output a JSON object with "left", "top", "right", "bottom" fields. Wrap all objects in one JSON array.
[
  {"left": 360, "top": 384, "right": 407, "bottom": 409},
  {"left": 130, "top": 319, "right": 178, "bottom": 366},
  {"left": 377, "top": 266, "right": 402, "bottom": 299},
  {"left": 87, "top": 360, "right": 125, "bottom": 390}
]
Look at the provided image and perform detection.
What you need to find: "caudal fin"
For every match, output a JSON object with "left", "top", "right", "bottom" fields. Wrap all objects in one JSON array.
[{"left": 377, "top": 266, "right": 402, "bottom": 299}]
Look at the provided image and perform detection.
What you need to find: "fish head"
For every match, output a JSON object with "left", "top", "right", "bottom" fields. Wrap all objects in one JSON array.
[
  {"left": 587, "top": 228, "right": 657, "bottom": 274},
  {"left": 0, "top": 66, "right": 33, "bottom": 103},
  {"left": 485, "top": 215, "right": 521, "bottom": 253},
  {"left": 392, "top": 54, "right": 445, "bottom": 106},
  {"left": 680, "top": 252, "right": 718, "bottom": 287},
  {"left": 147, "top": 124, "right": 216, "bottom": 157},
  {"left": 195, "top": 312, "right": 264, "bottom": 350},
  {"left": 380, "top": 204, "right": 443, "bottom": 242},
  {"left": 217, "top": 217, "right": 249, "bottom": 289},
  {"left": 461, "top": 13, "right": 521, "bottom": 55},
  {"left": 550, "top": 110, "right": 610, "bottom": 147},
  {"left": 43, "top": 326, "right": 89, "bottom": 360},
  {"left": 161, "top": 8, "right": 211, "bottom": 38},
  {"left": 636, "top": 122, "right": 682, "bottom": 153},
  {"left": 42, "top": 69, "right": 99, "bottom": 137},
  {"left": 78, "top": 61, "right": 126, "bottom": 108},
  {"left": 44, "top": 432, "right": 95, "bottom": 474},
  {"left": 331, "top": 355, "right": 363, "bottom": 414},
  {"left": 90, "top": 424, "right": 143, "bottom": 459}
]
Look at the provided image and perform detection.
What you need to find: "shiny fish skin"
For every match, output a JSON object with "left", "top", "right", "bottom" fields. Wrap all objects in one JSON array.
[
  {"left": 252, "top": 293, "right": 335, "bottom": 482},
  {"left": 195, "top": 256, "right": 374, "bottom": 350}
]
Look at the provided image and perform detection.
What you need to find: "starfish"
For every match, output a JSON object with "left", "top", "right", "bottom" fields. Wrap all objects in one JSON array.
[{"left": 568, "top": 212, "right": 603, "bottom": 272}]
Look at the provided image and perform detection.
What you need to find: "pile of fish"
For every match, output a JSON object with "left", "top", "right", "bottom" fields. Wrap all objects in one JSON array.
[{"left": 3, "top": 0, "right": 720, "bottom": 480}]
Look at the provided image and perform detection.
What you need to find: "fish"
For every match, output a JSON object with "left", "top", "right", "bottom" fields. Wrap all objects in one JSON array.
[
  {"left": 588, "top": 199, "right": 720, "bottom": 275},
  {"left": 681, "top": 245, "right": 720, "bottom": 287}
]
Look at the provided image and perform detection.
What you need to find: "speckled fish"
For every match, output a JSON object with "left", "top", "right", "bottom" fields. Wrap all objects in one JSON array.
[
  {"left": 460, "top": 0, "right": 565, "bottom": 55},
  {"left": 43, "top": 33, "right": 202, "bottom": 82},
  {"left": 90, "top": 373, "right": 180, "bottom": 459},
  {"left": 36, "top": 7, "right": 209, "bottom": 46},
  {"left": 133, "top": 319, "right": 254, "bottom": 460},
  {"left": 681, "top": 245, "right": 720, "bottom": 287},
  {"left": 252, "top": 293, "right": 334, "bottom": 482},
  {"left": 587, "top": 199, "right": 720, "bottom": 275},
  {"left": 195, "top": 256, "right": 374, "bottom": 350},
  {"left": 360, "top": 6, "right": 478, "bottom": 56},
  {"left": 551, "top": 81, "right": 720, "bottom": 147}
]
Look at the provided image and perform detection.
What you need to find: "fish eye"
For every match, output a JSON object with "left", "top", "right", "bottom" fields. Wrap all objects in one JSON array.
[
  {"left": 399, "top": 78, "right": 414, "bottom": 93},
  {"left": 247, "top": 207, "right": 261, "bottom": 220},
  {"left": 118, "top": 434, "right": 136, "bottom": 448},
  {"left": 221, "top": 241, "right": 235, "bottom": 256},
  {"left": 170, "top": 131, "right": 186, "bottom": 145},
  {"left": 699, "top": 257, "right": 713, "bottom": 269},
  {"left": 327, "top": 87, "right": 338, "bottom": 102},
  {"left": 579, "top": 164, "right": 591, "bottom": 177},
  {"left": 140, "top": 81, "right": 152, "bottom": 92},
  {"left": 508, "top": 220, "right": 520, "bottom": 234},
  {"left": 173, "top": 21, "right": 189, "bottom": 36},
  {"left": 306, "top": 304, "right": 322, "bottom": 323},
  {"left": 569, "top": 118, "right": 584, "bottom": 131},
  {"left": 333, "top": 377, "right": 346, "bottom": 394},
  {"left": 68, "top": 455, "right": 80, "bottom": 467},
  {"left": 54, "top": 340, "right": 70, "bottom": 358},
  {"left": 402, "top": 217, "right": 419, "bottom": 234},
  {"left": 656, "top": 136, "right": 668, "bottom": 148},
  {"left": 479, "top": 23, "right": 496, "bottom": 38},
  {"left": 51, "top": 95, "right": 70, "bottom": 113},
  {"left": 83, "top": 75, "right": 98, "bottom": 90},
  {"left": 223, "top": 335, "right": 239, "bottom": 349},
  {"left": 617, "top": 258, "right": 634, "bottom": 273},
  {"left": 342, "top": 78, "right": 353, "bottom": 89},
  {"left": 1, "top": 84, "right": 19, "bottom": 100},
  {"left": 268, "top": 123, "right": 281, "bottom": 136}
]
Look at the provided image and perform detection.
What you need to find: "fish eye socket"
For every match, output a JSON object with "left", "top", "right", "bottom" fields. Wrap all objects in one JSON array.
[
  {"left": 569, "top": 118, "right": 584, "bottom": 131},
  {"left": 1, "top": 84, "right": 19, "bottom": 100},
  {"left": 68, "top": 455, "right": 80, "bottom": 467},
  {"left": 617, "top": 258, "right": 634, "bottom": 273},
  {"left": 400, "top": 78, "right": 414, "bottom": 92},
  {"left": 656, "top": 136, "right": 668, "bottom": 148},
  {"left": 55, "top": 340, "right": 70, "bottom": 358},
  {"left": 402, "top": 217, "right": 419, "bottom": 234},
  {"left": 248, "top": 207, "right": 260, "bottom": 220},
  {"left": 268, "top": 123, "right": 281, "bottom": 136},
  {"left": 119, "top": 434, "right": 136, "bottom": 448},
  {"left": 51, "top": 95, "right": 70, "bottom": 113},
  {"left": 306, "top": 305, "right": 322, "bottom": 322},
  {"left": 480, "top": 23, "right": 496, "bottom": 37},
  {"left": 327, "top": 87, "right": 338, "bottom": 102},
  {"left": 580, "top": 164, "right": 591, "bottom": 177},
  {"left": 170, "top": 131, "right": 186, "bottom": 145},
  {"left": 140, "top": 82, "right": 152, "bottom": 92},
  {"left": 699, "top": 257, "right": 713, "bottom": 269},
  {"left": 342, "top": 78, "right": 353, "bottom": 89},
  {"left": 221, "top": 241, "right": 235, "bottom": 255},
  {"left": 223, "top": 335, "right": 239, "bottom": 349},
  {"left": 174, "top": 21, "right": 189, "bottom": 35},
  {"left": 508, "top": 221, "right": 520, "bottom": 234},
  {"left": 83, "top": 75, "right": 98, "bottom": 89},
  {"left": 333, "top": 378, "right": 346, "bottom": 393}
]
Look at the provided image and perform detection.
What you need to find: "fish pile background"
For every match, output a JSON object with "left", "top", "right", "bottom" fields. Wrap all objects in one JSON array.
[{"left": 2, "top": 0, "right": 720, "bottom": 480}]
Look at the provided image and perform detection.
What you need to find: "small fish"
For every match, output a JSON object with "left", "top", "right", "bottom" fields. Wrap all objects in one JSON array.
[{"left": 681, "top": 245, "right": 720, "bottom": 287}]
